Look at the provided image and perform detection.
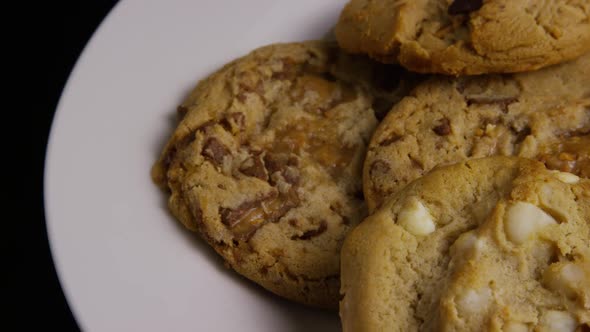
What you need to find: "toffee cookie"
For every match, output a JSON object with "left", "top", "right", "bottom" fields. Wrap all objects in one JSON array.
[
  {"left": 152, "top": 42, "right": 411, "bottom": 308},
  {"left": 364, "top": 53, "right": 590, "bottom": 212},
  {"left": 335, "top": 0, "right": 590, "bottom": 75},
  {"left": 341, "top": 157, "right": 590, "bottom": 331}
]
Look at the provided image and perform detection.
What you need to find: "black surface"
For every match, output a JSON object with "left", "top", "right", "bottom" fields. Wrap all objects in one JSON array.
[{"left": 26, "top": 1, "right": 118, "bottom": 330}]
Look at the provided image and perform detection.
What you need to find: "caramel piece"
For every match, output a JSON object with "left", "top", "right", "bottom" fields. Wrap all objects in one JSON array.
[
  {"left": 291, "top": 74, "right": 356, "bottom": 112},
  {"left": 273, "top": 121, "right": 354, "bottom": 176},
  {"left": 538, "top": 135, "right": 590, "bottom": 178}
]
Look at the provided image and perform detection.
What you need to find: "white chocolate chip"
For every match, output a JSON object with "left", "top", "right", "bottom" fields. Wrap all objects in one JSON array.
[
  {"left": 561, "top": 264, "right": 584, "bottom": 282},
  {"left": 450, "top": 231, "right": 485, "bottom": 258},
  {"left": 544, "top": 263, "right": 585, "bottom": 299},
  {"left": 504, "top": 202, "right": 558, "bottom": 245},
  {"left": 503, "top": 322, "right": 529, "bottom": 332},
  {"left": 537, "top": 310, "right": 577, "bottom": 332},
  {"left": 456, "top": 288, "right": 492, "bottom": 314},
  {"left": 551, "top": 170, "right": 580, "bottom": 184},
  {"left": 397, "top": 197, "right": 436, "bottom": 236}
]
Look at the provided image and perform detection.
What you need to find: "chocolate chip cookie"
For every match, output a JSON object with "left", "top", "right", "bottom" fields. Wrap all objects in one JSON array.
[
  {"left": 341, "top": 157, "right": 590, "bottom": 331},
  {"left": 152, "top": 41, "right": 414, "bottom": 308},
  {"left": 335, "top": 0, "right": 590, "bottom": 75},
  {"left": 364, "top": 53, "right": 590, "bottom": 212}
]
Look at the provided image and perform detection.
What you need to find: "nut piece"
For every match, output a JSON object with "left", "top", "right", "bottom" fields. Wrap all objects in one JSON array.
[
  {"left": 456, "top": 287, "right": 492, "bottom": 315},
  {"left": 537, "top": 310, "right": 577, "bottom": 332},
  {"left": 544, "top": 262, "right": 586, "bottom": 299},
  {"left": 504, "top": 202, "right": 558, "bottom": 245},
  {"left": 551, "top": 170, "right": 580, "bottom": 184},
  {"left": 397, "top": 197, "right": 436, "bottom": 236},
  {"left": 503, "top": 322, "right": 529, "bottom": 332}
]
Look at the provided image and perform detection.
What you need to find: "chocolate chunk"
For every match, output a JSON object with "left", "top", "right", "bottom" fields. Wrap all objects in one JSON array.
[
  {"left": 220, "top": 192, "right": 278, "bottom": 228},
  {"left": 272, "top": 58, "right": 298, "bottom": 80},
  {"left": 237, "top": 93, "right": 247, "bottom": 103},
  {"left": 163, "top": 131, "right": 196, "bottom": 168},
  {"left": 263, "top": 154, "right": 281, "bottom": 174},
  {"left": 272, "top": 71, "right": 290, "bottom": 80},
  {"left": 177, "top": 105, "right": 188, "bottom": 119},
  {"left": 379, "top": 134, "right": 402, "bottom": 147},
  {"left": 268, "top": 191, "right": 300, "bottom": 223},
  {"left": 263, "top": 153, "right": 300, "bottom": 185},
  {"left": 287, "top": 156, "right": 299, "bottom": 167},
  {"left": 329, "top": 204, "right": 351, "bottom": 226},
  {"left": 513, "top": 126, "right": 531, "bottom": 144},
  {"left": 192, "top": 201, "right": 204, "bottom": 226},
  {"left": 264, "top": 153, "right": 289, "bottom": 175},
  {"left": 162, "top": 120, "right": 219, "bottom": 169},
  {"left": 238, "top": 82, "right": 255, "bottom": 93},
  {"left": 448, "top": 0, "right": 483, "bottom": 15},
  {"left": 370, "top": 160, "right": 391, "bottom": 176},
  {"left": 291, "top": 221, "right": 328, "bottom": 240},
  {"left": 433, "top": 118, "right": 452, "bottom": 136},
  {"left": 282, "top": 167, "right": 300, "bottom": 185},
  {"left": 220, "top": 189, "right": 300, "bottom": 239},
  {"left": 571, "top": 127, "right": 590, "bottom": 136},
  {"left": 240, "top": 153, "right": 268, "bottom": 180},
  {"left": 467, "top": 97, "right": 518, "bottom": 113},
  {"left": 221, "top": 112, "right": 246, "bottom": 132},
  {"left": 202, "top": 137, "right": 230, "bottom": 166}
]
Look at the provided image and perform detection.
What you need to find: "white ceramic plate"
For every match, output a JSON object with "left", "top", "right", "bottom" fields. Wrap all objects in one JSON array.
[{"left": 45, "top": 0, "right": 346, "bottom": 330}]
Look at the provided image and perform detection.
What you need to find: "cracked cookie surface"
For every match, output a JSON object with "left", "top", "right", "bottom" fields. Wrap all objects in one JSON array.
[
  {"left": 151, "top": 41, "right": 414, "bottom": 308},
  {"left": 364, "top": 53, "right": 590, "bottom": 212},
  {"left": 341, "top": 157, "right": 590, "bottom": 331},
  {"left": 335, "top": 0, "right": 590, "bottom": 75}
]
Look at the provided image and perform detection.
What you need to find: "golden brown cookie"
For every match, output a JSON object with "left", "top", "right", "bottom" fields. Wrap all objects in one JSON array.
[
  {"left": 335, "top": 0, "right": 590, "bottom": 75},
  {"left": 364, "top": 53, "right": 590, "bottom": 212},
  {"left": 341, "top": 157, "right": 590, "bottom": 331},
  {"left": 152, "top": 41, "right": 414, "bottom": 308}
]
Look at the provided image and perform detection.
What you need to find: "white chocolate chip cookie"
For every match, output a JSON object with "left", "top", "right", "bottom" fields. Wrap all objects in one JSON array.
[{"left": 341, "top": 157, "right": 590, "bottom": 331}]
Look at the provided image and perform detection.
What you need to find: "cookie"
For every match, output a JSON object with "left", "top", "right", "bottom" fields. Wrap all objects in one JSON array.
[
  {"left": 341, "top": 157, "right": 590, "bottom": 331},
  {"left": 151, "top": 41, "right": 414, "bottom": 308},
  {"left": 335, "top": 0, "right": 590, "bottom": 75},
  {"left": 364, "top": 53, "right": 590, "bottom": 212}
]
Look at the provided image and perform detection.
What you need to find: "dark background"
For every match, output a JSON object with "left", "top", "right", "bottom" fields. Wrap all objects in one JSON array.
[{"left": 26, "top": 1, "right": 118, "bottom": 330}]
